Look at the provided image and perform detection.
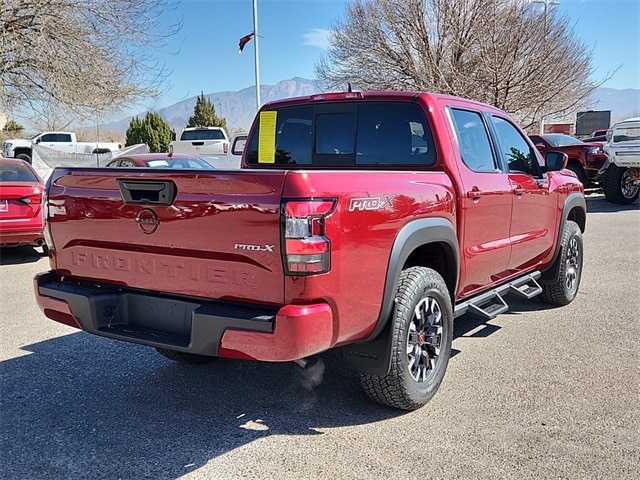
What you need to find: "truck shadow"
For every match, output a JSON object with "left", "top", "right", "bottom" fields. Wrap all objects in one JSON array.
[
  {"left": 0, "top": 245, "right": 46, "bottom": 266},
  {"left": 585, "top": 193, "right": 639, "bottom": 213},
  {"left": 1, "top": 333, "right": 398, "bottom": 479},
  {"left": 3, "top": 291, "right": 567, "bottom": 478}
]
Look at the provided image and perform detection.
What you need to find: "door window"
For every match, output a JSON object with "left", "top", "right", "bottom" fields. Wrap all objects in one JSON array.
[
  {"left": 450, "top": 109, "right": 497, "bottom": 172},
  {"left": 491, "top": 116, "right": 542, "bottom": 177}
]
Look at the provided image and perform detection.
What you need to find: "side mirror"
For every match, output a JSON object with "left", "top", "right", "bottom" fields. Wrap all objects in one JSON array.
[
  {"left": 34, "top": 137, "right": 41, "bottom": 144},
  {"left": 535, "top": 143, "right": 546, "bottom": 151},
  {"left": 545, "top": 151, "right": 568, "bottom": 171}
]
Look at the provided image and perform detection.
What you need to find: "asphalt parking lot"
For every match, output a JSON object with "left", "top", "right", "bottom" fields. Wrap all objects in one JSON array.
[{"left": 0, "top": 193, "right": 638, "bottom": 480}]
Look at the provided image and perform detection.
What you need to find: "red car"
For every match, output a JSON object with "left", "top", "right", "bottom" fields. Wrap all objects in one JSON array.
[
  {"left": 105, "top": 153, "right": 214, "bottom": 169},
  {"left": 529, "top": 133, "right": 606, "bottom": 186},
  {"left": 0, "top": 158, "right": 47, "bottom": 253}
]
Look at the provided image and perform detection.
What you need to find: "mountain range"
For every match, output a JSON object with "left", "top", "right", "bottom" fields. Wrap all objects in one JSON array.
[{"left": 99, "top": 78, "right": 640, "bottom": 134}]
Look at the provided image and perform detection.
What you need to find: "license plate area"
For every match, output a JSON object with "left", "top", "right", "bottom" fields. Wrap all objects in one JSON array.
[{"left": 97, "top": 293, "right": 197, "bottom": 347}]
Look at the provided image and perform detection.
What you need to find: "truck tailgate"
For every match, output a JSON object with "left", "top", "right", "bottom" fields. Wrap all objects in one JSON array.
[{"left": 46, "top": 169, "right": 286, "bottom": 305}]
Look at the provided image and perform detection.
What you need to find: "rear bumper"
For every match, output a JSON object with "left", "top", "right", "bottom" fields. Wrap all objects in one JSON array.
[
  {"left": 34, "top": 272, "right": 335, "bottom": 361},
  {"left": 0, "top": 230, "right": 45, "bottom": 247}
]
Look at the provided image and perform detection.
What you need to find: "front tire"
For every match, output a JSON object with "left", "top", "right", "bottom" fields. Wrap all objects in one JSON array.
[
  {"left": 16, "top": 153, "right": 32, "bottom": 164},
  {"left": 566, "top": 162, "right": 588, "bottom": 187},
  {"left": 602, "top": 165, "right": 639, "bottom": 205},
  {"left": 360, "top": 267, "right": 453, "bottom": 410},
  {"left": 540, "top": 220, "right": 583, "bottom": 306},
  {"left": 155, "top": 348, "right": 215, "bottom": 365}
]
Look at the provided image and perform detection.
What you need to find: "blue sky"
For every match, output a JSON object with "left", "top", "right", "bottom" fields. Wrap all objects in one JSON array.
[{"left": 140, "top": 0, "right": 639, "bottom": 114}]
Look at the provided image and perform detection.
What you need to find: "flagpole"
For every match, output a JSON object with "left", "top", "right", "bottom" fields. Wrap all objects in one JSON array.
[{"left": 252, "top": 0, "right": 261, "bottom": 110}]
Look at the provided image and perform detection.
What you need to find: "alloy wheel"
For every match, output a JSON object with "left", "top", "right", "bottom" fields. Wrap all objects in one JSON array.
[
  {"left": 406, "top": 296, "right": 443, "bottom": 383},
  {"left": 565, "top": 236, "right": 581, "bottom": 293}
]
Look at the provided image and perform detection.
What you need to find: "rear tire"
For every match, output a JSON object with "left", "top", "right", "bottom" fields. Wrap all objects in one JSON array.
[
  {"left": 602, "top": 165, "right": 639, "bottom": 205},
  {"left": 540, "top": 220, "right": 583, "bottom": 306},
  {"left": 360, "top": 267, "right": 453, "bottom": 410},
  {"left": 155, "top": 348, "right": 215, "bottom": 365}
]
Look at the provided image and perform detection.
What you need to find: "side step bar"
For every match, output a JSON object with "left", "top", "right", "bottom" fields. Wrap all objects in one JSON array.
[{"left": 454, "top": 271, "right": 543, "bottom": 320}]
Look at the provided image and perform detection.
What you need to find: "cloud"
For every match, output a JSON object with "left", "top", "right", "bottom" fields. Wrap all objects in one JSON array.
[{"left": 303, "top": 28, "right": 332, "bottom": 49}]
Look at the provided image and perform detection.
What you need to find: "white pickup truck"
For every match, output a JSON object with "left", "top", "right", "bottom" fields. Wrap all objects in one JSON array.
[
  {"left": 169, "top": 127, "right": 229, "bottom": 168},
  {"left": 601, "top": 117, "right": 640, "bottom": 204},
  {"left": 2, "top": 131, "right": 122, "bottom": 164}
]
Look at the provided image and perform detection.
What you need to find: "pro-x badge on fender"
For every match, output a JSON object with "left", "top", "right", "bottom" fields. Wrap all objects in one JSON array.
[{"left": 135, "top": 208, "right": 160, "bottom": 234}]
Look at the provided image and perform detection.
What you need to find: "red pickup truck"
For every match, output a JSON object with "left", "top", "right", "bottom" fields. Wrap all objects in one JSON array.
[{"left": 34, "top": 91, "right": 586, "bottom": 410}]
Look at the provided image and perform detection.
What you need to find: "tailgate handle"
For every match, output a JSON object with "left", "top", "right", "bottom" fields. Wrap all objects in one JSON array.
[
  {"left": 118, "top": 180, "right": 176, "bottom": 205},
  {"left": 191, "top": 141, "right": 205, "bottom": 146}
]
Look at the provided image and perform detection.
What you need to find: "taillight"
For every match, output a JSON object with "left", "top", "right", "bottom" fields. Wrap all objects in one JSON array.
[
  {"left": 21, "top": 193, "right": 42, "bottom": 204},
  {"left": 283, "top": 199, "right": 336, "bottom": 275},
  {"left": 223, "top": 142, "right": 229, "bottom": 154},
  {"left": 169, "top": 144, "right": 174, "bottom": 155}
]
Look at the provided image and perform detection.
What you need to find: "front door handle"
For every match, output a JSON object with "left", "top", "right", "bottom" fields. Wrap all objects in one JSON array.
[
  {"left": 467, "top": 187, "right": 483, "bottom": 199},
  {"left": 513, "top": 187, "right": 525, "bottom": 197}
]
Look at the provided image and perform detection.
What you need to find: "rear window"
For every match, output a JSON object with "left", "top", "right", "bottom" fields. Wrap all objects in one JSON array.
[
  {"left": 0, "top": 163, "right": 38, "bottom": 182},
  {"left": 246, "top": 102, "right": 436, "bottom": 167},
  {"left": 180, "top": 129, "right": 225, "bottom": 141}
]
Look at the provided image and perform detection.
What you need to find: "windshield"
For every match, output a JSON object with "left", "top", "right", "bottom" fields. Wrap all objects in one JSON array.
[
  {"left": 612, "top": 124, "right": 640, "bottom": 143},
  {"left": 544, "top": 134, "right": 584, "bottom": 147}
]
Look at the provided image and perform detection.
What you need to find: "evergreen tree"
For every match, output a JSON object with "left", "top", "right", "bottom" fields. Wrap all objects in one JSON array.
[
  {"left": 187, "top": 92, "right": 228, "bottom": 132},
  {"left": 125, "top": 112, "right": 175, "bottom": 152},
  {"left": 2, "top": 120, "right": 24, "bottom": 133}
]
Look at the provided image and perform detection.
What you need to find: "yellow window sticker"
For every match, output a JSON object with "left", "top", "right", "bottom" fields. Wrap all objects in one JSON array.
[{"left": 258, "top": 111, "right": 277, "bottom": 163}]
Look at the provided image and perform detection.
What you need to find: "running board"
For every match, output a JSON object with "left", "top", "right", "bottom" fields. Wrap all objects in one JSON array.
[
  {"left": 508, "top": 277, "right": 543, "bottom": 300},
  {"left": 454, "top": 271, "right": 543, "bottom": 320}
]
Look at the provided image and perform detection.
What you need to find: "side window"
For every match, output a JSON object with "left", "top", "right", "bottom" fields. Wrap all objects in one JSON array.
[
  {"left": 491, "top": 116, "right": 541, "bottom": 177},
  {"left": 450, "top": 108, "right": 497, "bottom": 172},
  {"left": 40, "top": 134, "right": 56, "bottom": 142},
  {"left": 57, "top": 134, "right": 72, "bottom": 142}
]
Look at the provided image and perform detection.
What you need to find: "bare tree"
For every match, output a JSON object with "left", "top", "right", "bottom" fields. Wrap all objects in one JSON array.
[
  {"left": 0, "top": 0, "right": 180, "bottom": 122},
  {"left": 316, "top": 0, "right": 613, "bottom": 129}
]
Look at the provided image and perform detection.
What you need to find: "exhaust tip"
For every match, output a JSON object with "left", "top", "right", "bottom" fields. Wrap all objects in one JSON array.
[{"left": 293, "top": 356, "right": 319, "bottom": 370}]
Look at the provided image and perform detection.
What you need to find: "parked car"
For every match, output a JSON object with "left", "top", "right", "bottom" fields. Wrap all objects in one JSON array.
[
  {"left": 529, "top": 133, "right": 606, "bottom": 186},
  {"left": 105, "top": 153, "right": 215, "bottom": 169},
  {"left": 582, "top": 134, "right": 607, "bottom": 143},
  {"left": 0, "top": 158, "right": 47, "bottom": 254}
]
